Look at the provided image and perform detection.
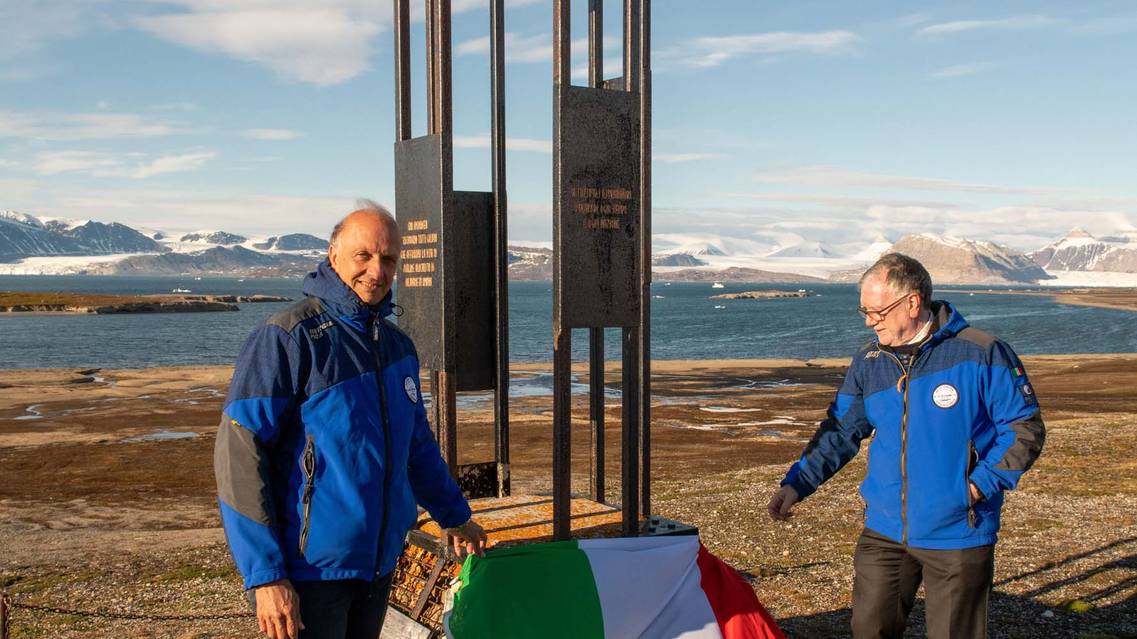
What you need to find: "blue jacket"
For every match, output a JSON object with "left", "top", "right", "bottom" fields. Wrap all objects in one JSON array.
[
  {"left": 215, "top": 260, "right": 471, "bottom": 589},
  {"left": 782, "top": 301, "right": 1045, "bottom": 549}
]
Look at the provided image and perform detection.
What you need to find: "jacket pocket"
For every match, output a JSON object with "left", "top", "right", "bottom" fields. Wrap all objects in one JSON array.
[
  {"left": 299, "top": 435, "right": 317, "bottom": 556},
  {"left": 966, "top": 441, "right": 978, "bottom": 528}
]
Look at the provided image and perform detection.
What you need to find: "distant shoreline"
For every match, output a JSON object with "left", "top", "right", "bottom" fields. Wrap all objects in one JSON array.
[
  {"left": 0, "top": 291, "right": 290, "bottom": 314},
  {"left": 955, "top": 288, "right": 1137, "bottom": 313}
]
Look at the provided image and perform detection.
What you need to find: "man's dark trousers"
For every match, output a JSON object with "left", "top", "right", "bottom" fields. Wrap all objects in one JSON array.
[
  {"left": 249, "top": 573, "right": 393, "bottom": 639},
  {"left": 852, "top": 529, "right": 994, "bottom": 639}
]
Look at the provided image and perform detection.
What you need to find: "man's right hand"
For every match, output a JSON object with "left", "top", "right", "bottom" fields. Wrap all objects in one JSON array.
[
  {"left": 767, "top": 484, "right": 800, "bottom": 521},
  {"left": 254, "top": 579, "right": 304, "bottom": 639}
]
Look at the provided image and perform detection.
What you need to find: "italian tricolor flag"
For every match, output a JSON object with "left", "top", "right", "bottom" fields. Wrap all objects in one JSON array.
[{"left": 443, "top": 536, "right": 784, "bottom": 638}]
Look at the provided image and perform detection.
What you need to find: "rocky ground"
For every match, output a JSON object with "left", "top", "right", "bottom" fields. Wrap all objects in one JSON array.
[{"left": 1, "top": 356, "right": 1135, "bottom": 638}]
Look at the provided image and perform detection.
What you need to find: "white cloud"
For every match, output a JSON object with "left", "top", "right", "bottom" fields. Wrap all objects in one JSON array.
[
  {"left": 917, "top": 15, "right": 1058, "bottom": 37},
  {"left": 930, "top": 61, "right": 998, "bottom": 79},
  {"left": 454, "top": 135, "right": 551, "bottom": 153},
  {"left": 134, "top": 9, "right": 384, "bottom": 86},
  {"left": 0, "top": 110, "right": 182, "bottom": 141},
  {"left": 753, "top": 165, "right": 1042, "bottom": 195},
  {"left": 243, "top": 128, "right": 303, "bottom": 141},
  {"left": 457, "top": 31, "right": 550, "bottom": 63},
  {"left": 32, "top": 150, "right": 216, "bottom": 179},
  {"left": 670, "top": 31, "right": 861, "bottom": 68}
]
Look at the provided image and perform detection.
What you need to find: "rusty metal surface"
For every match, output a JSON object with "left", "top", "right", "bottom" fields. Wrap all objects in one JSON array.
[
  {"left": 455, "top": 461, "right": 508, "bottom": 500},
  {"left": 589, "top": 328, "right": 605, "bottom": 503},
  {"left": 621, "top": 326, "right": 641, "bottom": 535},
  {"left": 389, "top": 538, "right": 459, "bottom": 635},
  {"left": 551, "top": 327, "right": 572, "bottom": 540},
  {"left": 449, "top": 191, "right": 495, "bottom": 391},
  {"left": 637, "top": 0, "right": 652, "bottom": 519},
  {"left": 416, "top": 494, "right": 625, "bottom": 545},
  {"left": 490, "top": 0, "right": 510, "bottom": 492},
  {"left": 553, "top": 85, "right": 641, "bottom": 329},
  {"left": 394, "top": 0, "right": 411, "bottom": 141}
]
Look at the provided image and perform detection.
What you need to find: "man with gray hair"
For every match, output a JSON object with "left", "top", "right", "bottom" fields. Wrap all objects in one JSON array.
[
  {"left": 216, "top": 200, "right": 487, "bottom": 639},
  {"left": 767, "top": 253, "right": 1045, "bottom": 638}
]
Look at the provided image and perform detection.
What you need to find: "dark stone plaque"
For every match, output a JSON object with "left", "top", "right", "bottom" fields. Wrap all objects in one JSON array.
[{"left": 554, "top": 85, "right": 641, "bottom": 328}]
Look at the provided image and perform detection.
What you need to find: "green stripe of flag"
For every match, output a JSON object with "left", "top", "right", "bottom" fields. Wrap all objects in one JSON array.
[{"left": 447, "top": 540, "right": 605, "bottom": 638}]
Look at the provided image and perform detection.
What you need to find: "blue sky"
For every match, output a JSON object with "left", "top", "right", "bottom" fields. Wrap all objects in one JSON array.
[{"left": 2, "top": 0, "right": 1136, "bottom": 252}]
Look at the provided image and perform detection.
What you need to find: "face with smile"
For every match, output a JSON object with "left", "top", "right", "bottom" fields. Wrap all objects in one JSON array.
[
  {"left": 859, "top": 271, "right": 924, "bottom": 347},
  {"left": 328, "top": 210, "right": 401, "bottom": 306}
]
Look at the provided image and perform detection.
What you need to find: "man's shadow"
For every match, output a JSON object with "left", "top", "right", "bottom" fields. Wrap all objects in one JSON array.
[{"left": 767, "top": 536, "right": 1137, "bottom": 638}]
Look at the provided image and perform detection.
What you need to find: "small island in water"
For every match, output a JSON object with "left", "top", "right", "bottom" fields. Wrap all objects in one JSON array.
[
  {"left": 710, "top": 290, "right": 813, "bottom": 301},
  {"left": 0, "top": 291, "right": 291, "bottom": 314}
]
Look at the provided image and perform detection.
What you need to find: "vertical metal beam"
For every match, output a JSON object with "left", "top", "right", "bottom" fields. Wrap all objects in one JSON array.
[
  {"left": 394, "top": 0, "right": 411, "bottom": 141},
  {"left": 621, "top": 327, "right": 640, "bottom": 535},
  {"left": 552, "top": 327, "right": 572, "bottom": 540},
  {"left": 588, "top": 0, "right": 603, "bottom": 88},
  {"left": 425, "top": 0, "right": 437, "bottom": 134},
  {"left": 553, "top": 0, "right": 571, "bottom": 87},
  {"left": 490, "top": 0, "right": 510, "bottom": 496},
  {"left": 438, "top": 370, "right": 459, "bottom": 474},
  {"left": 589, "top": 329, "right": 605, "bottom": 502},
  {"left": 638, "top": 0, "right": 652, "bottom": 519},
  {"left": 437, "top": 0, "right": 453, "bottom": 137},
  {"left": 587, "top": 0, "right": 606, "bottom": 506},
  {"left": 623, "top": 0, "right": 639, "bottom": 92},
  {"left": 551, "top": 0, "right": 571, "bottom": 541}
]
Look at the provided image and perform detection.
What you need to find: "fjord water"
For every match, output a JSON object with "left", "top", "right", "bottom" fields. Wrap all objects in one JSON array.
[{"left": 0, "top": 276, "right": 1134, "bottom": 369}]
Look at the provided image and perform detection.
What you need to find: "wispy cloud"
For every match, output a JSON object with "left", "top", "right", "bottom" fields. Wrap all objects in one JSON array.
[
  {"left": 930, "top": 61, "right": 998, "bottom": 79},
  {"left": 33, "top": 150, "right": 216, "bottom": 179},
  {"left": 753, "top": 165, "right": 1040, "bottom": 195},
  {"left": 668, "top": 31, "right": 861, "bottom": 68},
  {"left": 454, "top": 135, "right": 551, "bottom": 153},
  {"left": 654, "top": 153, "right": 726, "bottom": 164},
  {"left": 0, "top": 0, "right": 89, "bottom": 62},
  {"left": 0, "top": 110, "right": 183, "bottom": 141},
  {"left": 242, "top": 128, "right": 302, "bottom": 141},
  {"left": 133, "top": 8, "right": 384, "bottom": 86},
  {"left": 917, "top": 15, "right": 1058, "bottom": 37},
  {"left": 457, "top": 31, "right": 550, "bottom": 63}
]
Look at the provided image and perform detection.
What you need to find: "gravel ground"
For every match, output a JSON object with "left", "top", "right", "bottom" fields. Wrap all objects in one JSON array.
[{"left": 1, "top": 358, "right": 1134, "bottom": 638}]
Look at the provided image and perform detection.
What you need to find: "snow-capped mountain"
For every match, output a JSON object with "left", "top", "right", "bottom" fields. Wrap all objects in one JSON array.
[
  {"left": 766, "top": 241, "right": 834, "bottom": 259},
  {"left": 254, "top": 234, "right": 327, "bottom": 251},
  {"left": 851, "top": 235, "right": 894, "bottom": 262},
  {"left": 64, "top": 221, "right": 168, "bottom": 254},
  {"left": 1029, "top": 228, "right": 1137, "bottom": 273},
  {"left": 179, "top": 231, "right": 247, "bottom": 246},
  {"left": 1, "top": 210, "right": 46, "bottom": 228},
  {"left": 881, "top": 234, "right": 1051, "bottom": 284},
  {"left": 0, "top": 213, "right": 89, "bottom": 260}
]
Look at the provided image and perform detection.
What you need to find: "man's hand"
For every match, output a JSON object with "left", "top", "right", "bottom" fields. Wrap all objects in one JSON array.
[
  {"left": 968, "top": 481, "right": 984, "bottom": 506},
  {"left": 445, "top": 518, "right": 488, "bottom": 559},
  {"left": 767, "top": 484, "right": 800, "bottom": 522},
  {"left": 254, "top": 580, "right": 304, "bottom": 639}
]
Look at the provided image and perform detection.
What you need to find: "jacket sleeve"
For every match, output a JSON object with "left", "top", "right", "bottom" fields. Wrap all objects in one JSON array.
[
  {"left": 968, "top": 340, "right": 1045, "bottom": 500},
  {"left": 214, "top": 323, "right": 304, "bottom": 590},
  {"left": 781, "top": 355, "right": 875, "bottom": 500},
  {"left": 406, "top": 369, "right": 473, "bottom": 530}
]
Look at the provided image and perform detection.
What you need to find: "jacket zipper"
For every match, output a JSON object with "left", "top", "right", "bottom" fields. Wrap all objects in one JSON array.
[
  {"left": 967, "top": 440, "right": 978, "bottom": 528},
  {"left": 299, "top": 434, "right": 316, "bottom": 555},
  {"left": 371, "top": 318, "right": 394, "bottom": 576},
  {"left": 880, "top": 347, "right": 924, "bottom": 545}
]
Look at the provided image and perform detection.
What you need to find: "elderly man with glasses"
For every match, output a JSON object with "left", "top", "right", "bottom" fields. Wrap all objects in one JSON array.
[{"left": 766, "top": 253, "right": 1045, "bottom": 639}]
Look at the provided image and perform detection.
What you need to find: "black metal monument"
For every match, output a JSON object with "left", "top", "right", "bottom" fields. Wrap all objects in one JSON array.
[
  {"left": 392, "top": 0, "right": 510, "bottom": 499},
  {"left": 552, "top": 0, "right": 658, "bottom": 539}
]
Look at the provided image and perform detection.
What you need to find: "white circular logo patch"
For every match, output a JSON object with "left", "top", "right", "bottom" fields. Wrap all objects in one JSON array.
[
  {"left": 932, "top": 384, "right": 959, "bottom": 409},
  {"left": 404, "top": 376, "right": 418, "bottom": 403}
]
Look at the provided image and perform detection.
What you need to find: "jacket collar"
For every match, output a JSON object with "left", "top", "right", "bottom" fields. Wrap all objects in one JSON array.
[
  {"left": 921, "top": 300, "right": 968, "bottom": 349},
  {"left": 302, "top": 259, "right": 392, "bottom": 330}
]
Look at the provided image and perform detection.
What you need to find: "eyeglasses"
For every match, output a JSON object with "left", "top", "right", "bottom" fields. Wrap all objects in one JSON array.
[{"left": 857, "top": 294, "right": 912, "bottom": 323}]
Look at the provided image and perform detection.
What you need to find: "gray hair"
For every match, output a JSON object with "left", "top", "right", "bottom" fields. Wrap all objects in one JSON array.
[
  {"left": 860, "top": 253, "right": 933, "bottom": 309},
  {"left": 329, "top": 198, "right": 398, "bottom": 247}
]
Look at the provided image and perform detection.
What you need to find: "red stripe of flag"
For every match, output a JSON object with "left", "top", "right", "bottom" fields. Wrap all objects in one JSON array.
[{"left": 695, "top": 543, "right": 785, "bottom": 639}]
